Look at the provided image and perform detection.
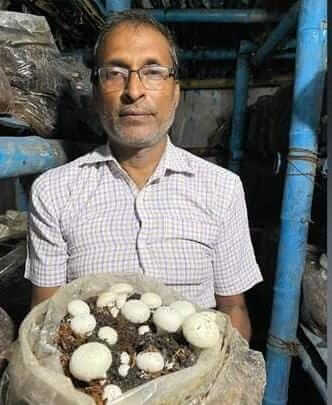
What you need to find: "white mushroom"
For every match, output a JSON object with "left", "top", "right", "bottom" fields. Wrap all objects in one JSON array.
[
  {"left": 136, "top": 352, "right": 165, "bottom": 373},
  {"left": 67, "top": 299, "right": 90, "bottom": 317},
  {"left": 109, "top": 283, "right": 134, "bottom": 295},
  {"left": 103, "top": 384, "right": 122, "bottom": 404},
  {"left": 96, "top": 292, "right": 117, "bottom": 308},
  {"left": 182, "top": 312, "right": 220, "bottom": 348},
  {"left": 121, "top": 299, "right": 151, "bottom": 324},
  {"left": 170, "top": 300, "right": 196, "bottom": 321},
  {"left": 69, "top": 342, "right": 112, "bottom": 382},
  {"left": 70, "top": 314, "right": 96, "bottom": 336},
  {"left": 120, "top": 352, "right": 130, "bottom": 364},
  {"left": 98, "top": 326, "right": 118, "bottom": 345},
  {"left": 138, "top": 325, "right": 151, "bottom": 335},
  {"left": 116, "top": 293, "right": 128, "bottom": 309},
  {"left": 199, "top": 311, "right": 217, "bottom": 322},
  {"left": 153, "top": 306, "right": 182, "bottom": 333},
  {"left": 118, "top": 364, "right": 130, "bottom": 377},
  {"left": 141, "top": 292, "right": 162, "bottom": 309},
  {"left": 110, "top": 307, "right": 120, "bottom": 318}
]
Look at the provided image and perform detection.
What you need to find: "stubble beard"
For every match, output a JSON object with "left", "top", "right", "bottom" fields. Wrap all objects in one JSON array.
[{"left": 99, "top": 101, "right": 178, "bottom": 149}]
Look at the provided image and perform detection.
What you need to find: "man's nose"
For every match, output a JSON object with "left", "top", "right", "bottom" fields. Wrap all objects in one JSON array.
[{"left": 124, "top": 71, "right": 145, "bottom": 101}]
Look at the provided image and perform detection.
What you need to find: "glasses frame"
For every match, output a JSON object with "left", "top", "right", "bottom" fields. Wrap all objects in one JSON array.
[{"left": 91, "top": 65, "right": 177, "bottom": 92}]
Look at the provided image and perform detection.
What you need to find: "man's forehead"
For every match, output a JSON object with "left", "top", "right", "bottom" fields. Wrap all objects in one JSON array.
[{"left": 97, "top": 23, "right": 172, "bottom": 64}]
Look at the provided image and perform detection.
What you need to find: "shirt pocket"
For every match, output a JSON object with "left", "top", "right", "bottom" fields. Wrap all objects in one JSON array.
[{"left": 146, "top": 217, "right": 217, "bottom": 287}]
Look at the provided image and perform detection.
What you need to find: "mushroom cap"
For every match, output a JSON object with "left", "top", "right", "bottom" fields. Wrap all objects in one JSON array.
[
  {"left": 198, "top": 311, "right": 217, "bottom": 322},
  {"left": 121, "top": 299, "right": 151, "bottom": 324},
  {"left": 98, "top": 326, "right": 118, "bottom": 345},
  {"left": 138, "top": 325, "right": 151, "bottom": 335},
  {"left": 69, "top": 342, "right": 112, "bottom": 382},
  {"left": 152, "top": 306, "right": 182, "bottom": 333},
  {"left": 136, "top": 352, "right": 165, "bottom": 373},
  {"left": 120, "top": 352, "right": 130, "bottom": 365},
  {"left": 109, "top": 283, "right": 134, "bottom": 295},
  {"left": 115, "top": 293, "right": 128, "bottom": 309},
  {"left": 96, "top": 292, "right": 117, "bottom": 308},
  {"left": 67, "top": 299, "right": 90, "bottom": 317},
  {"left": 170, "top": 300, "right": 196, "bottom": 320},
  {"left": 182, "top": 312, "right": 220, "bottom": 348},
  {"left": 118, "top": 364, "right": 130, "bottom": 377},
  {"left": 70, "top": 314, "right": 96, "bottom": 336},
  {"left": 103, "top": 384, "right": 122, "bottom": 402},
  {"left": 141, "top": 292, "right": 162, "bottom": 309}
]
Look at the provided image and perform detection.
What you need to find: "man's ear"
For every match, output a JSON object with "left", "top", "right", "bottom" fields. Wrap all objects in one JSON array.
[{"left": 174, "top": 81, "right": 181, "bottom": 109}]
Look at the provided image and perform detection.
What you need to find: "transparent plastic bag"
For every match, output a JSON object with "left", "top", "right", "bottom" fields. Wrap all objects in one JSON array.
[
  {"left": 0, "top": 66, "right": 12, "bottom": 113},
  {"left": 6, "top": 273, "right": 265, "bottom": 404}
]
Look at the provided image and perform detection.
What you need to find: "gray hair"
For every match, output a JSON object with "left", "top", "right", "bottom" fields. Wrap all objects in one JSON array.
[{"left": 92, "top": 10, "right": 179, "bottom": 77}]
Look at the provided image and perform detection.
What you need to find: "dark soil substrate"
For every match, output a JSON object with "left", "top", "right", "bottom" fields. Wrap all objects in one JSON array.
[{"left": 56, "top": 295, "right": 198, "bottom": 405}]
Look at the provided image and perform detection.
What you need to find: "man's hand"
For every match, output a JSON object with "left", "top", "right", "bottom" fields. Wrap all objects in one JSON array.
[
  {"left": 30, "top": 285, "right": 60, "bottom": 309},
  {"left": 215, "top": 293, "right": 251, "bottom": 342}
]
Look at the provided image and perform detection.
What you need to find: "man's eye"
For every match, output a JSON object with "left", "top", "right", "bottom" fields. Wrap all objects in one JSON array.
[
  {"left": 143, "top": 68, "right": 165, "bottom": 78},
  {"left": 106, "top": 69, "right": 125, "bottom": 80}
]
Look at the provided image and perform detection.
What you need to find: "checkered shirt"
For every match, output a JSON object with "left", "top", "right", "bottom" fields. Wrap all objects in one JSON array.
[{"left": 25, "top": 137, "right": 262, "bottom": 308}]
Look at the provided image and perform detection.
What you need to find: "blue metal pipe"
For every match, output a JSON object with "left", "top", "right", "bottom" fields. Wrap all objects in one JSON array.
[
  {"left": 106, "top": 9, "right": 282, "bottom": 23},
  {"left": 252, "top": 2, "right": 300, "bottom": 66},
  {"left": 180, "top": 49, "right": 237, "bottom": 60},
  {"left": 228, "top": 41, "right": 250, "bottom": 174},
  {"left": 179, "top": 49, "right": 294, "bottom": 61},
  {"left": 105, "top": 0, "right": 131, "bottom": 12},
  {"left": 0, "top": 137, "right": 69, "bottom": 179},
  {"left": 263, "top": 0, "right": 327, "bottom": 404}
]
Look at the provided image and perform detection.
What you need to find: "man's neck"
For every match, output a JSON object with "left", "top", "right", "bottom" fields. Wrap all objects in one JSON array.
[{"left": 110, "top": 137, "right": 167, "bottom": 189}]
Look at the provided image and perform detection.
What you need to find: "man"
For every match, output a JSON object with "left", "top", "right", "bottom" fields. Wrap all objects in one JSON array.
[{"left": 25, "top": 10, "right": 262, "bottom": 342}]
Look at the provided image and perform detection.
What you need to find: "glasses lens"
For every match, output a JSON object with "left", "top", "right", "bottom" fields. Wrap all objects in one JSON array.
[
  {"left": 99, "top": 67, "right": 126, "bottom": 91},
  {"left": 140, "top": 66, "right": 170, "bottom": 90}
]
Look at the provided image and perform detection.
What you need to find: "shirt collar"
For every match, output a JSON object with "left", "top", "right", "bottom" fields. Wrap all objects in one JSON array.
[{"left": 79, "top": 136, "right": 195, "bottom": 176}]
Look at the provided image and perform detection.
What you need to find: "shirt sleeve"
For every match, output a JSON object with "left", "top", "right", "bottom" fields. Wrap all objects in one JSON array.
[
  {"left": 24, "top": 173, "right": 68, "bottom": 287},
  {"left": 213, "top": 176, "right": 263, "bottom": 296}
]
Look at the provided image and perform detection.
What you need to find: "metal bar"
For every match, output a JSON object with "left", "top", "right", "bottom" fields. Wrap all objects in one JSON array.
[
  {"left": 179, "top": 49, "right": 295, "bottom": 61},
  {"left": 228, "top": 41, "right": 250, "bottom": 174},
  {"left": 180, "top": 75, "right": 293, "bottom": 89},
  {"left": 298, "top": 324, "right": 327, "bottom": 402},
  {"left": 105, "top": 0, "right": 131, "bottom": 12},
  {"left": 107, "top": 9, "right": 282, "bottom": 23},
  {"left": 14, "top": 178, "right": 29, "bottom": 211},
  {"left": 263, "top": 0, "right": 327, "bottom": 404},
  {"left": 0, "top": 137, "right": 69, "bottom": 179},
  {"left": 252, "top": 2, "right": 300, "bottom": 66},
  {"left": 298, "top": 346, "right": 327, "bottom": 402},
  {"left": 180, "top": 49, "right": 237, "bottom": 60}
]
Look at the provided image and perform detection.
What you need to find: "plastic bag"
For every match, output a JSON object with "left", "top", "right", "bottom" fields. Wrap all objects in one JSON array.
[
  {"left": 0, "top": 66, "right": 12, "bottom": 112},
  {"left": 6, "top": 273, "right": 265, "bottom": 404},
  {"left": 0, "top": 11, "right": 102, "bottom": 140}
]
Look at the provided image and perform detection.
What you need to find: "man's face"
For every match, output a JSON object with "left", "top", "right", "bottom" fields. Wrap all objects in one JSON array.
[{"left": 95, "top": 23, "right": 180, "bottom": 148}]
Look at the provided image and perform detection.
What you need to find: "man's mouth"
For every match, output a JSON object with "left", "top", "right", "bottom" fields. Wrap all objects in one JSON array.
[{"left": 119, "top": 110, "right": 153, "bottom": 117}]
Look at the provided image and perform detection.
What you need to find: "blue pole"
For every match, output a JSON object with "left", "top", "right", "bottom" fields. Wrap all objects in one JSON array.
[
  {"left": 263, "top": 0, "right": 327, "bottom": 404},
  {"left": 228, "top": 41, "right": 250, "bottom": 174},
  {"left": 179, "top": 49, "right": 294, "bottom": 61},
  {"left": 105, "top": 0, "right": 131, "bottom": 12},
  {"left": 180, "top": 49, "right": 237, "bottom": 60},
  {"left": 105, "top": 9, "right": 281, "bottom": 23},
  {"left": 0, "top": 137, "right": 71, "bottom": 178},
  {"left": 252, "top": 2, "right": 300, "bottom": 66}
]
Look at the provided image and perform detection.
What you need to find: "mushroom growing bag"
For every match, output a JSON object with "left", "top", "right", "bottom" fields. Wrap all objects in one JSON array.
[{"left": 6, "top": 273, "right": 265, "bottom": 405}]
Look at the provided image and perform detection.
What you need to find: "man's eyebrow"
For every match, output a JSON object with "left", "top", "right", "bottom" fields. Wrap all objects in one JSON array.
[
  {"left": 103, "top": 59, "right": 130, "bottom": 68},
  {"left": 102, "top": 58, "right": 164, "bottom": 68}
]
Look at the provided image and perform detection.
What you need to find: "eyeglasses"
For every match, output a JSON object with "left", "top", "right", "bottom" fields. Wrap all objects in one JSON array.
[{"left": 92, "top": 65, "right": 176, "bottom": 92}]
